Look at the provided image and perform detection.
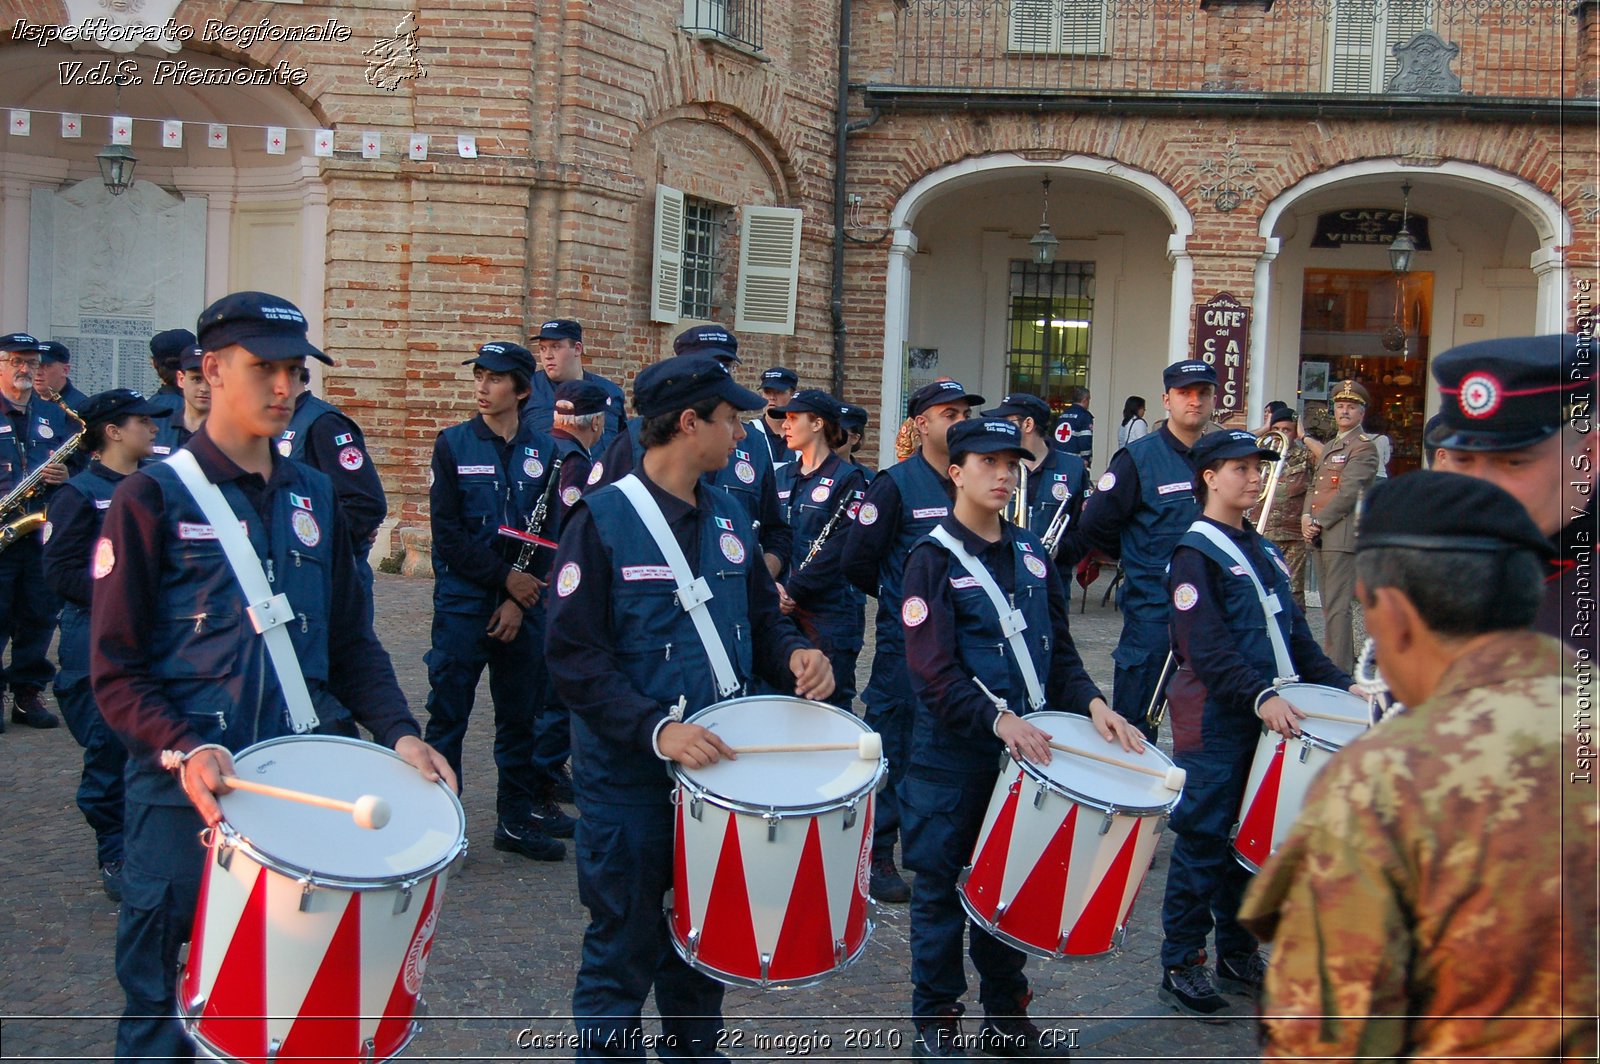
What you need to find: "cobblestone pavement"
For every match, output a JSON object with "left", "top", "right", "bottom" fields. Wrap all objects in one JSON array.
[{"left": 0, "top": 571, "right": 1354, "bottom": 1062}]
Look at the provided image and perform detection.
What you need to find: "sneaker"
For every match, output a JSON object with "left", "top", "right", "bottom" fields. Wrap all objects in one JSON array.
[
  {"left": 100, "top": 861, "right": 124, "bottom": 901},
  {"left": 980, "top": 993, "right": 1063, "bottom": 1058},
  {"left": 912, "top": 1005, "right": 967, "bottom": 1059},
  {"left": 492, "top": 819, "right": 566, "bottom": 861},
  {"left": 11, "top": 689, "right": 59, "bottom": 729},
  {"left": 869, "top": 855, "right": 911, "bottom": 903},
  {"left": 529, "top": 800, "right": 577, "bottom": 839},
  {"left": 1216, "top": 949, "right": 1269, "bottom": 996},
  {"left": 1158, "top": 950, "right": 1229, "bottom": 1020}
]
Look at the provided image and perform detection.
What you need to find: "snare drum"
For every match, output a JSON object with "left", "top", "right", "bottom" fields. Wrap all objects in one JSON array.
[
  {"left": 1231, "top": 683, "right": 1370, "bottom": 873},
  {"left": 666, "top": 696, "right": 885, "bottom": 988},
  {"left": 178, "top": 736, "right": 466, "bottom": 1063},
  {"left": 959, "top": 712, "right": 1181, "bottom": 959}
]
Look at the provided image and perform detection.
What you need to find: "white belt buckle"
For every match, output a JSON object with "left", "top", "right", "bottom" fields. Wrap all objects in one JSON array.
[
  {"left": 247, "top": 592, "right": 295, "bottom": 634},
  {"left": 674, "top": 576, "right": 714, "bottom": 612},
  {"left": 1001, "top": 609, "right": 1028, "bottom": 639}
]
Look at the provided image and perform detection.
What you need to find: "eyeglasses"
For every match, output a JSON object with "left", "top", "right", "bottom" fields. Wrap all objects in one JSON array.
[{"left": 5, "top": 357, "right": 41, "bottom": 370}]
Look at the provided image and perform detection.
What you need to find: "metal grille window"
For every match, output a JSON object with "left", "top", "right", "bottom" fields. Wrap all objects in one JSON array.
[
  {"left": 682, "top": 0, "right": 764, "bottom": 52},
  {"left": 1328, "top": 0, "right": 1435, "bottom": 92},
  {"left": 680, "top": 198, "right": 721, "bottom": 320},
  {"left": 1006, "top": 260, "right": 1094, "bottom": 411}
]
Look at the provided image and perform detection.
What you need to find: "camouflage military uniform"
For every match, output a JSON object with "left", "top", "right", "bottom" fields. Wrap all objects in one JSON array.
[
  {"left": 1254, "top": 438, "right": 1311, "bottom": 608},
  {"left": 1238, "top": 631, "right": 1599, "bottom": 1061}
]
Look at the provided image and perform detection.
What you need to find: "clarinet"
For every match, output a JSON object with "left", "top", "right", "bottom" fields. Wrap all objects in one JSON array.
[
  {"left": 797, "top": 486, "right": 861, "bottom": 574},
  {"left": 512, "top": 455, "right": 565, "bottom": 573}
]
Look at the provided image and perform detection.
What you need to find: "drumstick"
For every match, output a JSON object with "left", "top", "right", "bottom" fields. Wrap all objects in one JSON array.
[
  {"left": 1290, "top": 708, "right": 1369, "bottom": 726},
  {"left": 1042, "top": 740, "right": 1187, "bottom": 792},
  {"left": 729, "top": 733, "right": 883, "bottom": 759},
  {"left": 220, "top": 776, "right": 392, "bottom": 830}
]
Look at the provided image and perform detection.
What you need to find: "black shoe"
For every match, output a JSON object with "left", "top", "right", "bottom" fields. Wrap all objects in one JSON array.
[
  {"left": 980, "top": 993, "right": 1063, "bottom": 1058},
  {"left": 100, "top": 861, "right": 123, "bottom": 901},
  {"left": 529, "top": 800, "right": 577, "bottom": 839},
  {"left": 913, "top": 1006, "right": 967, "bottom": 1059},
  {"left": 1159, "top": 950, "right": 1229, "bottom": 1021},
  {"left": 869, "top": 855, "right": 911, "bottom": 903},
  {"left": 1216, "top": 949, "right": 1269, "bottom": 996},
  {"left": 11, "top": 689, "right": 59, "bottom": 729},
  {"left": 550, "top": 764, "right": 575, "bottom": 804},
  {"left": 492, "top": 819, "right": 565, "bottom": 861}
]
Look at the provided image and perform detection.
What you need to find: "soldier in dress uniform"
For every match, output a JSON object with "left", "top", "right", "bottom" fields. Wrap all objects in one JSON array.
[
  {"left": 1428, "top": 334, "right": 1597, "bottom": 658},
  {"left": 149, "top": 344, "right": 209, "bottom": 461},
  {"left": 522, "top": 319, "right": 627, "bottom": 453},
  {"left": 1239, "top": 472, "right": 1598, "bottom": 1062},
  {"left": 35, "top": 341, "right": 89, "bottom": 411},
  {"left": 1300, "top": 379, "right": 1379, "bottom": 673},
  {"left": 982, "top": 392, "right": 1088, "bottom": 541},
  {"left": 1252, "top": 407, "right": 1312, "bottom": 609}
]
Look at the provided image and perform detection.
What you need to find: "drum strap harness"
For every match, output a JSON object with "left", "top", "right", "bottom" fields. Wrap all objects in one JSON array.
[
  {"left": 615, "top": 474, "right": 743, "bottom": 699},
  {"left": 1186, "top": 521, "right": 1297, "bottom": 686},
  {"left": 930, "top": 526, "right": 1045, "bottom": 713},
  {"left": 168, "top": 449, "right": 322, "bottom": 733}
]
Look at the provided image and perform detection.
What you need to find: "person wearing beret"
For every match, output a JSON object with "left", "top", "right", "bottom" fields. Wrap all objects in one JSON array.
[
  {"left": 544, "top": 354, "right": 831, "bottom": 1060},
  {"left": 1157, "top": 429, "right": 1355, "bottom": 1019},
  {"left": 1240, "top": 472, "right": 1597, "bottom": 1062},
  {"left": 900, "top": 416, "right": 1143, "bottom": 1058},
  {"left": 843, "top": 377, "right": 984, "bottom": 904},
  {"left": 522, "top": 318, "right": 627, "bottom": 454},
  {"left": 145, "top": 327, "right": 194, "bottom": 421},
  {"left": 983, "top": 392, "right": 1089, "bottom": 544},
  {"left": 148, "top": 344, "right": 209, "bottom": 463},
  {"left": 426, "top": 341, "right": 571, "bottom": 862},
  {"left": 1300, "top": 379, "right": 1380, "bottom": 674},
  {"left": 749, "top": 364, "right": 800, "bottom": 467},
  {"left": 90, "top": 292, "right": 453, "bottom": 1062},
  {"left": 42, "top": 389, "right": 171, "bottom": 901},
  {"left": 0, "top": 331, "right": 77, "bottom": 731},
  {"left": 1250, "top": 406, "right": 1313, "bottom": 610},
  {"left": 1429, "top": 334, "right": 1598, "bottom": 658},
  {"left": 34, "top": 340, "right": 89, "bottom": 412}
]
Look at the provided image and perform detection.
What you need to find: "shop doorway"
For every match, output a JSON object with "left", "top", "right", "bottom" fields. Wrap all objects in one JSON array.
[{"left": 1298, "top": 268, "right": 1433, "bottom": 476}]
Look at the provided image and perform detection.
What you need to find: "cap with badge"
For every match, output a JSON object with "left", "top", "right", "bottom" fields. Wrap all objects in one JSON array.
[
  {"left": 947, "top": 416, "right": 1033, "bottom": 462},
  {"left": 908, "top": 378, "right": 985, "bottom": 417},
  {"left": 1190, "top": 428, "right": 1283, "bottom": 468},
  {"left": 982, "top": 393, "right": 1053, "bottom": 427},
  {"left": 1357, "top": 471, "right": 1554, "bottom": 560},
  {"left": 465, "top": 341, "right": 537, "bottom": 375},
  {"left": 1428, "top": 334, "right": 1592, "bottom": 452},
  {"left": 1330, "top": 379, "right": 1371, "bottom": 406},
  {"left": 77, "top": 388, "right": 174, "bottom": 426},
  {"left": 179, "top": 345, "right": 204, "bottom": 372},
  {"left": 633, "top": 354, "right": 765, "bottom": 418},
  {"left": 196, "top": 292, "right": 332, "bottom": 365},
  {"left": 1163, "top": 359, "right": 1219, "bottom": 391},
  {"left": 39, "top": 340, "right": 71, "bottom": 365},
  {"left": 538, "top": 319, "right": 583, "bottom": 343},
  {"left": 840, "top": 403, "right": 869, "bottom": 434},
  {"left": 674, "top": 324, "right": 740, "bottom": 364},
  {"left": 150, "top": 328, "right": 197, "bottom": 364},
  {"left": 0, "top": 332, "right": 43, "bottom": 353},
  {"left": 554, "top": 377, "right": 613, "bottom": 417},
  {"left": 1268, "top": 406, "right": 1297, "bottom": 427},
  {"left": 771, "top": 388, "right": 846, "bottom": 421},
  {"left": 760, "top": 366, "right": 799, "bottom": 392}
]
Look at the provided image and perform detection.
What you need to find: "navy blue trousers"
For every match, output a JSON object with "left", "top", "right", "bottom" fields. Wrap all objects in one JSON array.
[
  {"left": 861, "top": 636, "right": 914, "bottom": 861},
  {"left": 1110, "top": 616, "right": 1167, "bottom": 742},
  {"left": 55, "top": 607, "right": 125, "bottom": 866},
  {"left": 0, "top": 537, "right": 57, "bottom": 692},
  {"left": 1158, "top": 745, "right": 1258, "bottom": 967}
]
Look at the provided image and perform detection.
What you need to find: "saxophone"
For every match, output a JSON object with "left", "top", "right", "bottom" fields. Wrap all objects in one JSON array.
[{"left": 0, "top": 398, "right": 87, "bottom": 552}]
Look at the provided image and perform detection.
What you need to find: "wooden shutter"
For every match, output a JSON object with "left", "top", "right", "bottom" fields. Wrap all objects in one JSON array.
[
  {"left": 1381, "top": 0, "right": 1435, "bottom": 88},
  {"left": 1329, "top": 0, "right": 1380, "bottom": 92},
  {"left": 734, "top": 205, "right": 802, "bottom": 335},
  {"left": 1008, "top": 0, "right": 1059, "bottom": 52},
  {"left": 1059, "top": 0, "right": 1107, "bottom": 54},
  {"left": 651, "top": 184, "right": 685, "bottom": 325}
]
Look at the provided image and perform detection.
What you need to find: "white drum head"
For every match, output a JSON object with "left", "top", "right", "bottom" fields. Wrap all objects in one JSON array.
[
  {"left": 1020, "top": 712, "right": 1178, "bottom": 815},
  {"left": 1276, "top": 683, "right": 1369, "bottom": 726},
  {"left": 223, "top": 736, "right": 465, "bottom": 883},
  {"left": 678, "top": 697, "right": 883, "bottom": 811}
]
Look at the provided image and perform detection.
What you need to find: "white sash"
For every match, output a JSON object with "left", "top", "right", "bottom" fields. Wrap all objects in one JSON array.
[
  {"left": 930, "top": 525, "right": 1045, "bottom": 712},
  {"left": 1186, "top": 520, "right": 1297, "bottom": 684}
]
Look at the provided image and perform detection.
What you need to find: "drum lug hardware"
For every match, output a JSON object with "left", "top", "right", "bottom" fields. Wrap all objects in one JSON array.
[
  {"left": 843, "top": 801, "right": 858, "bottom": 831},
  {"left": 994, "top": 901, "right": 1009, "bottom": 921},
  {"left": 759, "top": 953, "right": 772, "bottom": 985},
  {"left": 1298, "top": 740, "right": 1311, "bottom": 764},
  {"left": 298, "top": 878, "right": 315, "bottom": 912},
  {"left": 265, "top": 1037, "right": 282, "bottom": 1061},
  {"left": 394, "top": 880, "right": 416, "bottom": 915},
  {"left": 1156, "top": 814, "right": 1170, "bottom": 835},
  {"left": 689, "top": 794, "right": 704, "bottom": 821},
  {"left": 363, "top": 1037, "right": 378, "bottom": 1063},
  {"left": 215, "top": 839, "right": 234, "bottom": 871},
  {"left": 833, "top": 938, "right": 847, "bottom": 966},
  {"left": 686, "top": 929, "right": 701, "bottom": 962},
  {"left": 1098, "top": 812, "right": 1114, "bottom": 836},
  {"left": 1032, "top": 785, "right": 1048, "bottom": 810},
  {"left": 764, "top": 811, "right": 782, "bottom": 841}
]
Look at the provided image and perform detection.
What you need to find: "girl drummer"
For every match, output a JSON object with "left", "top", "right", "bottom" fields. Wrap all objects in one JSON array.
[
  {"left": 899, "top": 416, "right": 1144, "bottom": 1059},
  {"left": 772, "top": 389, "right": 869, "bottom": 709}
]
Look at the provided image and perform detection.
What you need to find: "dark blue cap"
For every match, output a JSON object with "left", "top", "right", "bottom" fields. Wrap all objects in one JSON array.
[
  {"left": 673, "top": 324, "right": 740, "bottom": 364},
  {"left": 1268, "top": 406, "right": 1297, "bottom": 427},
  {"left": 465, "top": 341, "right": 536, "bottom": 375},
  {"left": 537, "top": 319, "right": 583, "bottom": 343},
  {"left": 150, "top": 328, "right": 196, "bottom": 363},
  {"left": 78, "top": 388, "right": 173, "bottom": 426},
  {"left": 840, "top": 403, "right": 869, "bottom": 434},
  {"left": 0, "top": 332, "right": 42, "bottom": 353},
  {"left": 179, "top": 345, "right": 204, "bottom": 372},
  {"left": 947, "top": 417, "right": 1033, "bottom": 462},
  {"left": 1163, "top": 359, "right": 1219, "bottom": 391},
  {"left": 1358, "top": 472, "right": 1553, "bottom": 559},
  {"left": 197, "top": 293, "right": 332, "bottom": 365},
  {"left": 634, "top": 355, "right": 765, "bottom": 418},
  {"left": 760, "top": 366, "right": 799, "bottom": 391},
  {"left": 909, "top": 378, "right": 984, "bottom": 417},
  {"left": 771, "top": 388, "right": 847, "bottom": 421},
  {"left": 554, "top": 378, "right": 613, "bottom": 417},
  {"left": 981, "top": 393, "right": 1053, "bottom": 427},
  {"left": 1428, "top": 334, "right": 1593, "bottom": 453},
  {"left": 39, "top": 340, "right": 70, "bottom": 364},
  {"left": 1190, "top": 428, "right": 1281, "bottom": 468}
]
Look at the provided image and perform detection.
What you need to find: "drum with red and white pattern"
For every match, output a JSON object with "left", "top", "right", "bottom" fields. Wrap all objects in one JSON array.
[
  {"left": 666, "top": 696, "right": 885, "bottom": 988},
  {"left": 178, "top": 736, "right": 466, "bottom": 1063},
  {"left": 959, "top": 712, "right": 1181, "bottom": 959},
  {"left": 1231, "top": 683, "right": 1369, "bottom": 873}
]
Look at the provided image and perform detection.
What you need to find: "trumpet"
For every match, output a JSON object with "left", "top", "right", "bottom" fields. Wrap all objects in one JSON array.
[
  {"left": 0, "top": 398, "right": 86, "bottom": 553},
  {"left": 1249, "top": 429, "right": 1290, "bottom": 527},
  {"left": 1040, "top": 493, "right": 1073, "bottom": 553}
]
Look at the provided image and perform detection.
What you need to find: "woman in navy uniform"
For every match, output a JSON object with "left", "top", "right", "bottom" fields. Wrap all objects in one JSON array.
[
  {"left": 90, "top": 292, "right": 452, "bottom": 1062},
  {"left": 900, "top": 417, "right": 1144, "bottom": 1058},
  {"left": 43, "top": 389, "right": 170, "bottom": 900},
  {"left": 771, "top": 389, "right": 868, "bottom": 708}
]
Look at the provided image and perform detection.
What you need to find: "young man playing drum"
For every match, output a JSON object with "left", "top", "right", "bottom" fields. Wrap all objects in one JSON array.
[
  {"left": 901, "top": 417, "right": 1143, "bottom": 1059},
  {"left": 1157, "top": 429, "right": 1356, "bottom": 1018},
  {"left": 90, "top": 292, "right": 455, "bottom": 1062},
  {"left": 545, "top": 353, "right": 832, "bottom": 1061}
]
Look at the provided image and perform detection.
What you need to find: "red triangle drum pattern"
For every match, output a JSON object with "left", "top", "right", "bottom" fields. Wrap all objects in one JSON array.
[
  {"left": 694, "top": 813, "right": 761, "bottom": 976},
  {"left": 962, "top": 780, "right": 1023, "bottom": 923},
  {"left": 198, "top": 868, "right": 269, "bottom": 1062},
  {"left": 768, "top": 821, "right": 833, "bottom": 981},
  {"left": 276, "top": 892, "right": 361, "bottom": 1063},
  {"left": 1233, "top": 738, "right": 1287, "bottom": 870}
]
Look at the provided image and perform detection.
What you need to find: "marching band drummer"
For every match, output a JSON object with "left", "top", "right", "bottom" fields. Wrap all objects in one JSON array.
[
  {"left": 772, "top": 388, "right": 869, "bottom": 709},
  {"left": 90, "top": 292, "right": 454, "bottom": 1063},
  {"left": 545, "top": 353, "right": 832, "bottom": 1061},
  {"left": 1156, "top": 429, "right": 1356, "bottom": 1020},
  {"left": 426, "top": 341, "right": 571, "bottom": 861},
  {"left": 900, "top": 417, "right": 1143, "bottom": 1060}
]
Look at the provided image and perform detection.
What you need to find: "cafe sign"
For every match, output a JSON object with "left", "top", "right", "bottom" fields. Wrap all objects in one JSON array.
[
  {"left": 1311, "top": 208, "right": 1432, "bottom": 250},
  {"left": 1194, "top": 292, "right": 1249, "bottom": 416}
]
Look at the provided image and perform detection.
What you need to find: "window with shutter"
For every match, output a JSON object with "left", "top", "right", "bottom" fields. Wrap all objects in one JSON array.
[
  {"left": 651, "top": 185, "right": 686, "bottom": 325},
  {"left": 1006, "top": 0, "right": 1108, "bottom": 56},
  {"left": 734, "top": 206, "right": 802, "bottom": 336},
  {"left": 1327, "top": 0, "right": 1435, "bottom": 92}
]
